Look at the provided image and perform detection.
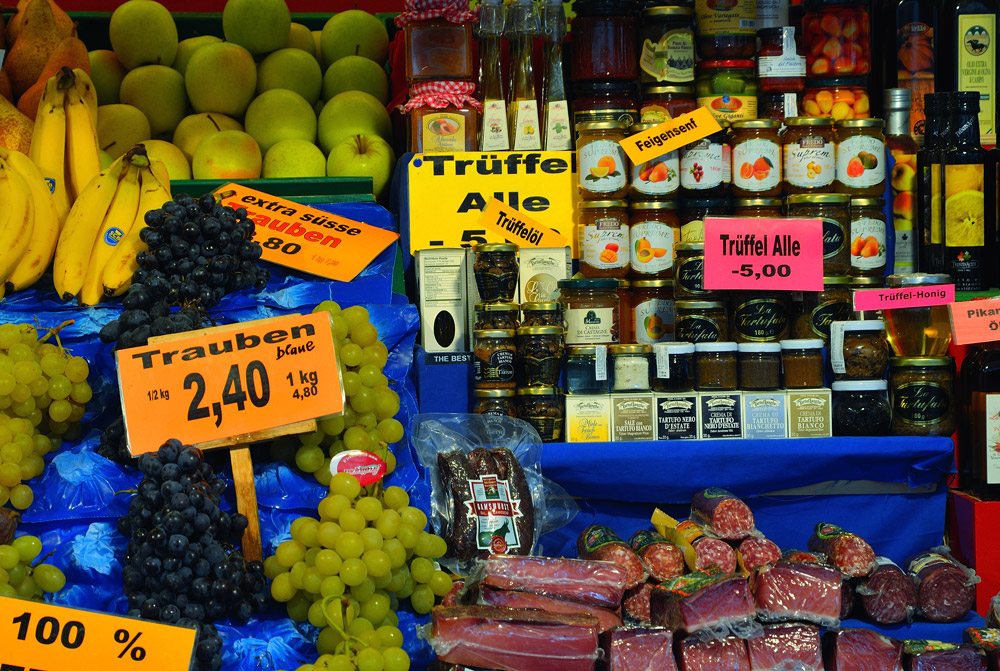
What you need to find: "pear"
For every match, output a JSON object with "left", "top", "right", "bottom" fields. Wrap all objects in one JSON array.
[
  {"left": 88, "top": 50, "right": 127, "bottom": 106},
  {"left": 2, "top": 0, "right": 71, "bottom": 98},
  {"left": 172, "top": 112, "right": 243, "bottom": 163},
  {"left": 322, "top": 56, "right": 388, "bottom": 104},
  {"left": 173, "top": 35, "right": 221, "bottom": 77},
  {"left": 120, "top": 65, "right": 188, "bottom": 137},
  {"left": 17, "top": 36, "right": 90, "bottom": 119},
  {"left": 222, "top": 0, "right": 290, "bottom": 57},
  {"left": 257, "top": 48, "right": 322, "bottom": 105},
  {"left": 286, "top": 22, "right": 314, "bottom": 54},
  {"left": 5, "top": 0, "right": 72, "bottom": 46},
  {"left": 110, "top": 0, "right": 178, "bottom": 69},
  {"left": 97, "top": 103, "right": 151, "bottom": 159},
  {"left": 243, "top": 88, "right": 316, "bottom": 155},
  {"left": 184, "top": 42, "right": 256, "bottom": 118},
  {"left": 0, "top": 96, "right": 33, "bottom": 154}
]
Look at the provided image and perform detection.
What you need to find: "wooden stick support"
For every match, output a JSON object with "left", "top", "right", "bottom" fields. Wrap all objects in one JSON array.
[{"left": 229, "top": 446, "right": 262, "bottom": 562}]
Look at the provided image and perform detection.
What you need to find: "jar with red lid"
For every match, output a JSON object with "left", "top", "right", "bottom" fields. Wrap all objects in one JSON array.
[
  {"left": 757, "top": 27, "right": 806, "bottom": 93},
  {"left": 693, "top": 0, "right": 756, "bottom": 59},
  {"left": 640, "top": 85, "right": 697, "bottom": 124},
  {"left": 571, "top": 0, "right": 638, "bottom": 81},
  {"left": 801, "top": 77, "right": 870, "bottom": 119},
  {"left": 680, "top": 129, "right": 731, "bottom": 197},
  {"left": 572, "top": 81, "right": 639, "bottom": 127},
  {"left": 802, "top": 1, "right": 871, "bottom": 77},
  {"left": 629, "top": 123, "right": 680, "bottom": 200},
  {"left": 579, "top": 200, "right": 631, "bottom": 278},
  {"left": 401, "top": 81, "right": 482, "bottom": 153},
  {"left": 730, "top": 119, "right": 783, "bottom": 197},
  {"left": 629, "top": 200, "right": 680, "bottom": 278},
  {"left": 696, "top": 60, "right": 758, "bottom": 124},
  {"left": 395, "top": 0, "right": 478, "bottom": 81}
]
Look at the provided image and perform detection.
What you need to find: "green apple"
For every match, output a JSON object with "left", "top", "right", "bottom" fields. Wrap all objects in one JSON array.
[
  {"left": 142, "top": 139, "right": 191, "bottom": 181},
  {"left": 326, "top": 133, "right": 395, "bottom": 200},
  {"left": 222, "top": 0, "right": 290, "bottom": 56},
  {"left": 109, "top": 0, "right": 178, "bottom": 69},
  {"left": 97, "top": 104, "right": 151, "bottom": 159},
  {"left": 172, "top": 112, "right": 243, "bottom": 163},
  {"left": 317, "top": 90, "right": 391, "bottom": 154},
  {"left": 244, "top": 88, "right": 316, "bottom": 155},
  {"left": 184, "top": 42, "right": 257, "bottom": 118},
  {"left": 257, "top": 48, "right": 322, "bottom": 105},
  {"left": 88, "top": 50, "right": 126, "bottom": 106},
  {"left": 191, "top": 130, "right": 262, "bottom": 179},
  {"left": 263, "top": 139, "right": 326, "bottom": 178},
  {"left": 320, "top": 10, "right": 388, "bottom": 67},
  {"left": 322, "top": 55, "right": 388, "bottom": 103},
  {"left": 286, "top": 22, "right": 314, "bottom": 53},
  {"left": 173, "top": 35, "right": 221, "bottom": 77},
  {"left": 119, "top": 65, "right": 188, "bottom": 137},
  {"left": 311, "top": 30, "right": 322, "bottom": 61}
]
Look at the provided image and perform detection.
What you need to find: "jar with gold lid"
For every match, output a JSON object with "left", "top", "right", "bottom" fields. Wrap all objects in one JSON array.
[
  {"left": 792, "top": 275, "right": 852, "bottom": 341},
  {"left": 674, "top": 242, "right": 724, "bottom": 300},
  {"left": 676, "top": 300, "right": 728, "bottom": 343},
  {"left": 580, "top": 200, "right": 630, "bottom": 278},
  {"left": 521, "top": 302, "right": 563, "bottom": 328},
  {"left": 638, "top": 5, "right": 695, "bottom": 84},
  {"left": 558, "top": 278, "right": 619, "bottom": 345},
  {"left": 730, "top": 119, "right": 783, "bottom": 197},
  {"left": 474, "top": 243, "right": 519, "bottom": 302},
  {"left": 782, "top": 116, "right": 836, "bottom": 193},
  {"left": 632, "top": 279, "right": 675, "bottom": 344},
  {"left": 882, "top": 274, "right": 953, "bottom": 356},
  {"left": 848, "top": 196, "right": 886, "bottom": 278},
  {"left": 786, "top": 193, "right": 850, "bottom": 275},
  {"left": 629, "top": 123, "right": 680, "bottom": 199},
  {"left": 475, "top": 302, "right": 520, "bottom": 330},
  {"left": 473, "top": 329, "right": 516, "bottom": 389},
  {"left": 515, "top": 386, "right": 564, "bottom": 442},
  {"left": 640, "top": 84, "right": 697, "bottom": 123},
  {"left": 889, "top": 356, "right": 955, "bottom": 437},
  {"left": 680, "top": 129, "right": 731, "bottom": 197},
  {"left": 732, "top": 198, "right": 782, "bottom": 218},
  {"left": 472, "top": 388, "right": 517, "bottom": 417},
  {"left": 577, "top": 121, "right": 630, "bottom": 200},
  {"left": 629, "top": 201, "right": 680, "bottom": 277},
  {"left": 610, "top": 344, "right": 653, "bottom": 391},
  {"left": 835, "top": 119, "right": 886, "bottom": 196},
  {"left": 680, "top": 198, "right": 730, "bottom": 242},
  {"left": 730, "top": 291, "right": 790, "bottom": 342},
  {"left": 517, "top": 326, "right": 565, "bottom": 387}
]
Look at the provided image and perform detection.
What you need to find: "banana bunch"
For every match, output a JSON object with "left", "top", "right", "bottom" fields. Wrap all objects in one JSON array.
[
  {"left": 0, "top": 147, "right": 60, "bottom": 299},
  {"left": 28, "top": 66, "right": 100, "bottom": 226},
  {"left": 52, "top": 144, "right": 171, "bottom": 305}
]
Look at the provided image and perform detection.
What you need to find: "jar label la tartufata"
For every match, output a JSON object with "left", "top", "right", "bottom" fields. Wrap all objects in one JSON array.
[
  {"left": 676, "top": 257, "right": 708, "bottom": 294},
  {"left": 733, "top": 138, "right": 781, "bottom": 191},
  {"left": 810, "top": 300, "right": 852, "bottom": 338},
  {"left": 822, "top": 217, "right": 846, "bottom": 260},
  {"left": 734, "top": 299, "right": 787, "bottom": 341},
  {"left": 632, "top": 151, "right": 680, "bottom": 196},
  {"left": 566, "top": 307, "right": 617, "bottom": 344},
  {"left": 893, "top": 382, "right": 950, "bottom": 425},
  {"left": 635, "top": 298, "right": 676, "bottom": 344},
  {"left": 784, "top": 139, "right": 834, "bottom": 188},
  {"left": 837, "top": 136, "right": 885, "bottom": 189},
  {"left": 583, "top": 219, "right": 629, "bottom": 270},
  {"left": 850, "top": 217, "right": 886, "bottom": 270},
  {"left": 465, "top": 475, "right": 523, "bottom": 551},
  {"left": 630, "top": 221, "right": 676, "bottom": 274},
  {"left": 579, "top": 139, "right": 627, "bottom": 193},
  {"left": 676, "top": 315, "right": 721, "bottom": 342},
  {"left": 681, "top": 140, "right": 730, "bottom": 190}
]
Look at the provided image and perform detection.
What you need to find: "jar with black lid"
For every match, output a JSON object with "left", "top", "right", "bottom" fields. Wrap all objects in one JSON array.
[
  {"left": 639, "top": 5, "right": 695, "bottom": 84},
  {"left": 475, "top": 302, "right": 520, "bottom": 330},
  {"left": 517, "top": 326, "right": 565, "bottom": 387},
  {"left": 680, "top": 198, "right": 730, "bottom": 242},
  {"left": 674, "top": 242, "right": 724, "bottom": 300},
  {"left": 832, "top": 380, "right": 891, "bottom": 436},
  {"left": 652, "top": 341, "right": 694, "bottom": 391},
  {"left": 676, "top": 300, "right": 728, "bottom": 343},
  {"left": 786, "top": 193, "right": 850, "bottom": 275},
  {"left": 521, "top": 302, "right": 563, "bottom": 327},
  {"left": 571, "top": 81, "right": 639, "bottom": 127},
  {"left": 694, "top": 341, "right": 738, "bottom": 390},
  {"left": 516, "top": 386, "right": 564, "bottom": 442},
  {"left": 730, "top": 291, "right": 790, "bottom": 342},
  {"left": 848, "top": 197, "right": 886, "bottom": 277},
  {"left": 571, "top": 0, "right": 639, "bottom": 82},
  {"left": 473, "top": 329, "right": 516, "bottom": 389},
  {"left": 889, "top": 356, "right": 955, "bottom": 437},
  {"left": 472, "top": 389, "right": 517, "bottom": 418},
  {"left": 738, "top": 342, "right": 782, "bottom": 390},
  {"left": 792, "top": 275, "right": 852, "bottom": 341},
  {"left": 474, "top": 243, "right": 519, "bottom": 302},
  {"left": 640, "top": 84, "right": 697, "bottom": 123}
]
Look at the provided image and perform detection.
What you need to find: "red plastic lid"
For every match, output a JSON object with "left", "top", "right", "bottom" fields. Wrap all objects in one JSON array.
[{"left": 698, "top": 60, "right": 756, "bottom": 69}]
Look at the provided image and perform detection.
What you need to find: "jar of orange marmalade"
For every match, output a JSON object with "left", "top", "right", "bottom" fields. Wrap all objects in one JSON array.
[
  {"left": 395, "top": 0, "right": 478, "bottom": 81},
  {"left": 401, "top": 81, "right": 482, "bottom": 153},
  {"left": 782, "top": 116, "right": 836, "bottom": 193},
  {"left": 732, "top": 198, "right": 783, "bottom": 218},
  {"left": 730, "top": 119, "right": 783, "bottom": 197},
  {"left": 577, "top": 121, "right": 630, "bottom": 200}
]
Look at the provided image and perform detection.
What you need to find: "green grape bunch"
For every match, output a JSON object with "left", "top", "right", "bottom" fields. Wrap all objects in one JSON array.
[
  {"left": 0, "top": 321, "right": 93, "bottom": 510},
  {"left": 0, "top": 535, "right": 68, "bottom": 600},
  {"left": 269, "top": 473, "right": 454, "bottom": 671}
]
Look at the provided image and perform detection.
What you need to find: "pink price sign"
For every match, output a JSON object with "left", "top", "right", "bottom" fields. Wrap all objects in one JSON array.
[
  {"left": 949, "top": 297, "right": 1000, "bottom": 345},
  {"left": 703, "top": 217, "right": 824, "bottom": 292},
  {"left": 853, "top": 285, "right": 955, "bottom": 312}
]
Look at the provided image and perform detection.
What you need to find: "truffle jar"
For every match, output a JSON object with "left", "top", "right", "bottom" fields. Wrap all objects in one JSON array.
[
  {"left": 780, "top": 338, "right": 825, "bottom": 388},
  {"left": 609, "top": 344, "right": 652, "bottom": 391},
  {"left": 694, "top": 341, "right": 738, "bottom": 390},
  {"left": 832, "top": 380, "right": 891, "bottom": 436},
  {"left": 737, "top": 342, "right": 782, "bottom": 390}
]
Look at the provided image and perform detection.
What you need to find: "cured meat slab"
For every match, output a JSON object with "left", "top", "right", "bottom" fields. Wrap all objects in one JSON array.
[
  {"left": 905, "top": 645, "right": 988, "bottom": 671},
  {"left": 678, "top": 636, "right": 751, "bottom": 671},
  {"left": 748, "top": 624, "right": 823, "bottom": 671},
  {"left": 479, "top": 587, "right": 623, "bottom": 633},
  {"left": 752, "top": 560, "right": 842, "bottom": 627},
  {"left": 650, "top": 572, "right": 756, "bottom": 635},
  {"left": 825, "top": 629, "right": 904, "bottom": 671},
  {"left": 603, "top": 627, "right": 678, "bottom": 671},
  {"left": 479, "top": 555, "right": 628, "bottom": 609}
]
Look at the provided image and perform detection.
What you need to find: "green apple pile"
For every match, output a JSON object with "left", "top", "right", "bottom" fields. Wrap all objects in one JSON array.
[{"left": 90, "top": 0, "right": 396, "bottom": 197}]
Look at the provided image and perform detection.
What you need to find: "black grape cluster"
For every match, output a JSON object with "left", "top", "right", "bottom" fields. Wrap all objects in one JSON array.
[
  {"left": 97, "top": 415, "right": 129, "bottom": 463},
  {"left": 99, "top": 192, "right": 269, "bottom": 350},
  {"left": 117, "top": 439, "right": 269, "bottom": 671}
]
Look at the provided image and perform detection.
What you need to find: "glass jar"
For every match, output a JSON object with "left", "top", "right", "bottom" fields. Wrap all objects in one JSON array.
[
  {"left": 850, "top": 275, "right": 884, "bottom": 319},
  {"left": 757, "top": 26, "right": 806, "bottom": 93},
  {"left": 802, "top": 1, "right": 871, "bottom": 77},
  {"left": 475, "top": 302, "right": 520, "bottom": 330},
  {"left": 515, "top": 386, "right": 564, "bottom": 442},
  {"left": 610, "top": 344, "right": 653, "bottom": 391},
  {"left": 404, "top": 19, "right": 475, "bottom": 81},
  {"left": 730, "top": 119, "right": 783, "bottom": 197},
  {"left": 832, "top": 380, "right": 891, "bottom": 435},
  {"left": 676, "top": 300, "right": 729, "bottom": 343},
  {"left": 732, "top": 198, "right": 782, "bottom": 218},
  {"left": 577, "top": 122, "right": 630, "bottom": 200},
  {"left": 571, "top": 81, "right": 640, "bottom": 127},
  {"left": 639, "top": 6, "right": 695, "bottom": 84},
  {"left": 782, "top": 117, "right": 836, "bottom": 193},
  {"left": 617, "top": 278, "right": 633, "bottom": 345},
  {"left": 680, "top": 198, "right": 730, "bottom": 241},
  {"left": 730, "top": 291, "right": 790, "bottom": 342},
  {"left": 780, "top": 338, "right": 826, "bottom": 388},
  {"left": 521, "top": 302, "right": 563, "bottom": 328},
  {"left": 674, "top": 242, "right": 725, "bottom": 300},
  {"left": 565, "top": 345, "right": 610, "bottom": 394},
  {"left": 517, "top": 326, "right": 565, "bottom": 387},
  {"left": 652, "top": 341, "right": 694, "bottom": 392},
  {"left": 632, "top": 279, "right": 675, "bottom": 344},
  {"left": 680, "top": 130, "right": 732, "bottom": 197},
  {"left": 801, "top": 77, "right": 871, "bottom": 119},
  {"left": 696, "top": 60, "right": 758, "bottom": 124},
  {"left": 882, "top": 274, "right": 953, "bottom": 357},
  {"left": 693, "top": 0, "right": 756, "bottom": 59},
  {"left": 738, "top": 342, "right": 782, "bottom": 390},
  {"left": 473, "top": 329, "right": 516, "bottom": 389},
  {"left": 792, "top": 275, "right": 852, "bottom": 341},
  {"left": 694, "top": 341, "right": 738, "bottom": 390},
  {"left": 630, "top": 201, "right": 680, "bottom": 277},
  {"left": 848, "top": 197, "right": 886, "bottom": 277},
  {"left": 835, "top": 119, "right": 885, "bottom": 197},
  {"left": 889, "top": 356, "right": 955, "bottom": 437},
  {"left": 786, "top": 193, "right": 851, "bottom": 275},
  {"left": 558, "top": 278, "right": 620, "bottom": 345},
  {"left": 579, "top": 200, "right": 630, "bottom": 278},
  {"left": 571, "top": 0, "right": 638, "bottom": 81},
  {"left": 629, "top": 124, "right": 680, "bottom": 200},
  {"left": 473, "top": 243, "right": 518, "bottom": 302},
  {"left": 640, "top": 85, "right": 697, "bottom": 123},
  {"left": 838, "top": 319, "right": 889, "bottom": 380},
  {"left": 472, "top": 388, "right": 517, "bottom": 418},
  {"left": 758, "top": 92, "right": 800, "bottom": 121}
]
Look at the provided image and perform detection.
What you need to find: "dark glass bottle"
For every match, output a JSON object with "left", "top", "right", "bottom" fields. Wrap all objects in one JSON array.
[
  {"left": 943, "top": 91, "right": 993, "bottom": 291},
  {"left": 884, "top": 0, "right": 938, "bottom": 142},
  {"left": 967, "top": 341, "right": 1000, "bottom": 498},
  {"left": 939, "top": 0, "right": 998, "bottom": 146},
  {"left": 916, "top": 92, "right": 943, "bottom": 272}
]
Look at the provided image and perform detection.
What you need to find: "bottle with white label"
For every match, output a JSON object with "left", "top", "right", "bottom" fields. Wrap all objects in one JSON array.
[
  {"left": 505, "top": 0, "right": 542, "bottom": 151},
  {"left": 835, "top": 118, "right": 887, "bottom": 196},
  {"left": 541, "top": 0, "right": 572, "bottom": 151},
  {"left": 848, "top": 197, "right": 887, "bottom": 277},
  {"left": 478, "top": 0, "right": 510, "bottom": 151}
]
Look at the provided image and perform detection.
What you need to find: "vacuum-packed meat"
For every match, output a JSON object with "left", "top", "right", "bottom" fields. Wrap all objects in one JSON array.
[
  {"left": 842, "top": 578, "right": 856, "bottom": 620},
  {"left": 807, "top": 523, "right": 877, "bottom": 578},
  {"left": 905, "top": 644, "right": 988, "bottom": 671},
  {"left": 857, "top": 558, "right": 917, "bottom": 625},
  {"left": 906, "top": 551, "right": 977, "bottom": 623},
  {"left": 740, "top": 537, "right": 783, "bottom": 571},
  {"left": 825, "top": 629, "right": 904, "bottom": 671},
  {"left": 578, "top": 525, "right": 647, "bottom": 589},
  {"left": 630, "top": 530, "right": 685, "bottom": 582},
  {"left": 751, "top": 560, "right": 842, "bottom": 627},
  {"left": 479, "top": 587, "right": 623, "bottom": 633},
  {"left": 678, "top": 636, "right": 751, "bottom": 671},
  {"left": 623, "top": 581, "right": 655, "bottom": 623},
  {"left": 691, "top": 488, "right": 756, "bottom": 540},
  {"left": 603, "top": 627, "right": 678, "bottom": 671},
  {"left": 650, "top": 572, "right": 757, "bottom": 636},
  {"left": 963, "top": 629, "right": 1000, "bottom": 671},
  {"left": 748, "top": 623, "right": 823, "bottom": 671},
  {"left": 479, "top": 555, "right": 628, "bottom": 609}
]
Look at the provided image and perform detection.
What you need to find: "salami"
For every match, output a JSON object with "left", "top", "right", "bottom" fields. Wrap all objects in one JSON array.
[
  {"left": 491, "top": 447, "right": 535, "bottom": 557},
  {"left": 651, "top": 572, "right": 757, "bottom": 636},
  {"left": 438, "top": 451, "right": 480, "bottom": 561},
  {"left": 905, "top": 643, "right": 988, "bottom": 671},
  {"left": 577, "top": 525, "right": 648, "bottom": 589},
  {"left": 826, "top": 629, "right": 905, "bottom": 671},
  {"left": 623, "top": 581, "right": 654, "bottom": 623},
  {"left": 907, "top": 551, "right": 976, "bottom": 623},
  {"left": 748, "top": 624, "right": 823, "bottom": 671},
  {"left": 842, "top": 578, "right": 856, "bottom": 620},
  {"left": 808, "top": 522, "right": 877, "bottom": 578},
  {"left": 603, "top": 627, "right": 678, "bottom": 671},
  {"left": 740, "top": 537, "right": 783, "bottom": 571},
  {"left": 678, "top": 636, "right": 751, "bottom": 671},
  {"left": 654, "top": 511, "right": 737, "bottom": 573},
  {"left": 468, "top": 447, "right": 500, "bottom": 476},
  {"left": 857, "top": 558, "right": 918, "bottom": 625},
  {"left": 629, "top": 530, "right": 685, "bottom": 582},
  {"left": 751, "top": 559, "right": 842, "bottom": 627},
  {"left": 480, "top": 555, "right": 628, "bottom": 609},
  {"left": 691, "top": 487, "right": 756, "bottom": 539}
]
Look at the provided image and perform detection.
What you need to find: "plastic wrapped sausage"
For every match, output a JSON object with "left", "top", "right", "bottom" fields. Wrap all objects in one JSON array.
[
  {"left": 577, "top": 525, "right": 647, "bottom": 589},
  {"left": 739, "top": 537, "right": 782, "bottom": 572},
  {"left": 857, "top": 557, "right": 917, "bottom": 625},
  {"left": 907, "top": 550, "right": 977, "bottom": 623},
  {"left": 691, "top": 487, "right": 756, "bottom": 540},
  {"left": 629, "top": 530, "right": 685, "bottom": 582},
  {"left": 807, "top": 522, "right": 877, "bottom": 578}
]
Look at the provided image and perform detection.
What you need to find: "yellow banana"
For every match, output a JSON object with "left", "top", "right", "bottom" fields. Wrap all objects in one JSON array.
[
  {"left": 1, "top": 148, "right": 60, "bottom": 292},
  {"left": 52, "top": 157, "right": 128, "bottom": 301},
  {"left": 102, "top": 159, "right": 172, "bottom": 297},
  {"left": 70, "top": 68, "right": 98, "bottom": 127},
  {"left": 79, "top": 159, "right": 143, "bottom": 306},
  {"left": 29, "top": 75, "right": 71, "bottom": 226},
  {"left": 63, "top": 69, "right": 102, "bottom": 202},
  {"left": 0, "top": 158, "right": 35, "bottom": 283}
]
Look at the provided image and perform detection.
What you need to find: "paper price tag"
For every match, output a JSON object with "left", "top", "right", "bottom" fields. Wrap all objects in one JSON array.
[
  {"left": 853, "top": 285, "right": 955, "bottom": 312},
  {"left": 703, "top": 217, "right": 824, "bottom": 291},
  {"left": 949, "top": 297, "right": 1000, "bottom": 345},
  {"left": 620, "top": 107, "right": 722, "bottom": 165},
  {"left": 830, "top": 322, "right": 847, "bottom": 375},
  {"left": 215, "top": 183, "right": 398, "bottom": 282},
  {"left": 478, "top": 198, "right": 568, "bottom": 248},
  {"left": 0, "top": 595, "right": 196, "bottom": 671},
  {"left": 654, "top": 343, "right": 670, "bottom": 379},
  {"left": 594, "top": 345, "right": 608, "bottom": 382},
  {"left": 116, "top": 313, "right": 344, "bottom": 455}
]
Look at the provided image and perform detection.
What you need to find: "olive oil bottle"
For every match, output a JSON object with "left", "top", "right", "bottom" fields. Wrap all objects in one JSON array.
[{"left": 940, "top": 0, "right": 998, "bottom": 146}]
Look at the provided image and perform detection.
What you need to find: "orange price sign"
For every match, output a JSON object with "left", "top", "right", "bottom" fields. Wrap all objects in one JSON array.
[
  {"left": 116, "top": 312, "right": 344, "bottom": 455},
  {"left": 215, "top": 183, "right": 399, "bottom": 282},
  {"left": 0, "top": 595, "right": 196, "bottom": 671}
]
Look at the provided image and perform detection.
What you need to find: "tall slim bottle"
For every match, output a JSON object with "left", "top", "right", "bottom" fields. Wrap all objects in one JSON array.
[
  {"left": 941, "top": 0, "right": 998, "bottom": 146},
  {"left": 478, "top": 0, "right": 509, "bottom": 151},
  {"left": 943, "top": 91, "right": 993, "bottom": 291},
  {"left": 885, "top": 88, "right": 920, "bottom": 274},
  {"left": 916, "top": 93, "right": 943, "bottom": 272},
  {"left": 541, "top": 0, "right": 572, "bottom": 151},
  {"left": 885, "top": 0, "right": 938, "bottom": 142},
  {"left": 968, "top": 340, "right": 1000, "bottom": 499},
  {"left": 505, "top": 0, "right": 542, "bottom": 151}
]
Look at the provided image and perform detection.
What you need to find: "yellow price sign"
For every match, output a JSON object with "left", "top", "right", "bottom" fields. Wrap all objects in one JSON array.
[
  {"left": 479, "top": 198, "right": 568, "bottom": 249},
  {"left": 621, "top": 107, "right": 722, "bottom": 166}
]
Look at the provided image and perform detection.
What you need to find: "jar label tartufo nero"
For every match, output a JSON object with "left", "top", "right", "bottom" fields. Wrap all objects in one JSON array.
[{"left": 893, "top": 382, "right": 950, "bottom": 426}]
